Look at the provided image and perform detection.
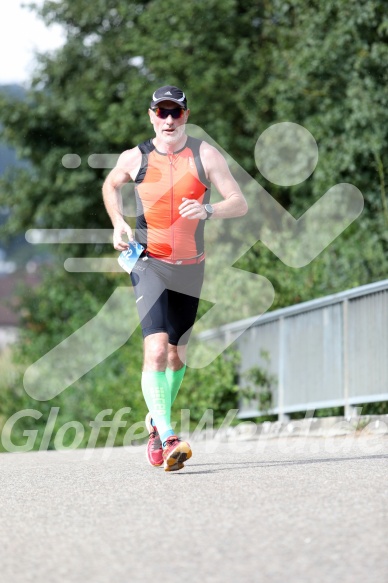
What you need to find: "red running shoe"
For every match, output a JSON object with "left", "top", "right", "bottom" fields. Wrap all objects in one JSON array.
[
  {"left": 163, "top": 435, "right": 192, "bottom": 472},
  {"left": 145, "top": 413, "right": 163, "bottom": 467}
]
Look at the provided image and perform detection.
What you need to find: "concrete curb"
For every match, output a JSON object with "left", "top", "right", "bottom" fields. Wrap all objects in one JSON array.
[{"left": 184, "top": 414, "right": 388, "bottom": 442}]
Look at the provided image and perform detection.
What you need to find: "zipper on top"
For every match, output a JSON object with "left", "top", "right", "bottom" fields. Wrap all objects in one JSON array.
[{"left": 168, "top": 154, "right": 175, "bottom": 261}]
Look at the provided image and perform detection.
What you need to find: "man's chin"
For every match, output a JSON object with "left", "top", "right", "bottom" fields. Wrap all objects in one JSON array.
[
  {"left": 160, "top": 128, "right": 184, "bottom": 143},
  {"left": 162, "top": 131, "right": 177, "bottom": 140}
]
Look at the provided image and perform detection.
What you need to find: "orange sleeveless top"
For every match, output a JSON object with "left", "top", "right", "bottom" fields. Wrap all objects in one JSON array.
[{"left": 134, "top": 137, "right": 210, "bottom": 261}]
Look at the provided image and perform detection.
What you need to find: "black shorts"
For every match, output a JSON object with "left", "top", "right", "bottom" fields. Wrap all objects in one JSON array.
[{"left": 130, "top": 256, "right": 205, "bottom": 345}]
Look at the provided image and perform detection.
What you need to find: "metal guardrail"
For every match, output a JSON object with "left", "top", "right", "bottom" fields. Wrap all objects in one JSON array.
[{"left": 199, "top": 279, "right": 388, "bottom": 420}]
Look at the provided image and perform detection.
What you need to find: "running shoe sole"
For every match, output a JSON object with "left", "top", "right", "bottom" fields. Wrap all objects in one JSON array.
[
  {"left": 165, "top": 461, "right": 185, "bottom": 472},
  {"left": 164, "top": 442, "right": 192, "bottom": 472}
]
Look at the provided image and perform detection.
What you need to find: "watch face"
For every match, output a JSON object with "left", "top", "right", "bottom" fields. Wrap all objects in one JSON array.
[{"left": 205, "top": 204, "right": 213, "bottom": 213}]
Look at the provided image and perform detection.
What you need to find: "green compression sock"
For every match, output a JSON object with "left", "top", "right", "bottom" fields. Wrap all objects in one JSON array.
[
  {"left": 166, "top": 365, "right": 187, "bottom": 404},
  {"left": 141, "top": 371, "right": 174, "bottom": 443}
]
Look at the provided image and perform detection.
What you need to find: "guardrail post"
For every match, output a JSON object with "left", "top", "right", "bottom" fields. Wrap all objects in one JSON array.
[
  {"left": 278, "top": 317, "right": 289, "bottom": 421},
  {"left": 342, "top": 298, "right": 352, "bottom": 417}
]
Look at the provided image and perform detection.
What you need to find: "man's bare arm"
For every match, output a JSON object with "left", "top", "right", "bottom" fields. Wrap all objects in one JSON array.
[
  {"left": 102, "top": 147, "right": 141, "bottom": 250},
  {"left": 179, "top": 143, "right": 248, "bottom": 220}
]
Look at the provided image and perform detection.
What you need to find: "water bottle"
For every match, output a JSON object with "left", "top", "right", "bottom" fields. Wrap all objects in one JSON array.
[{"left": 117, "top": 240, "right": 144, "bottom": 274}]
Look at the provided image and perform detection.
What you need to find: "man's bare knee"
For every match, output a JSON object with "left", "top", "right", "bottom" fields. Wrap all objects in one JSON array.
[
  {"left": 167, "top": 343, "right": 187, "bottom": 371},
  {"left": 143, "top": 333, "right": 168, "bottom": 371}
]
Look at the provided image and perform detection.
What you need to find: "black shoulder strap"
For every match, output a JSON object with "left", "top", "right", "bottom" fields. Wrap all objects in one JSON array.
[
  {"left": 135, "top": 139, "right": 155, "bottom": 184},
  {"left": 186, "top": 136, "right": 211, "bottom": 188}
]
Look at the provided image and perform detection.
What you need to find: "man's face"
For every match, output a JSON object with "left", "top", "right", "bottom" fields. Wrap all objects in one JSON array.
[{"left": 149, "top": 100, "right": 190, "bottom": 145}]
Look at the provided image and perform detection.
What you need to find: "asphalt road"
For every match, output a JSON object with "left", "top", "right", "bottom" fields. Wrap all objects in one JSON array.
[{"left": 0, "top": 434, "right": 387, "bottom": 583}]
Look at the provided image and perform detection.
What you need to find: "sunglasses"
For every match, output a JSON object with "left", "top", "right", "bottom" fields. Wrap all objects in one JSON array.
[{"left": 151, "top": 107, "right": 186, "bottom": 119}]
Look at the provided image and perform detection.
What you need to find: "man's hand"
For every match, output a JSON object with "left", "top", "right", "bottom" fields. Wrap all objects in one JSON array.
[
  {"left": 179, "top": 197, "right": 207, "bottom": 220},
  {"left": 113, "top": 221, "right": 134, "bottom": 250}
]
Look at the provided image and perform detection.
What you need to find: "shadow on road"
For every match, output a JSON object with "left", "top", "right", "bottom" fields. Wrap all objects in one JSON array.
[{"left": 170, "top": 453, "right": 388, "bottom": 476}]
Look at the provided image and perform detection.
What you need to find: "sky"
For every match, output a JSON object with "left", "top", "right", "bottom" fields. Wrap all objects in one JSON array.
[{"left": 0, "top": 0, "right": 65, "bottom": 85}]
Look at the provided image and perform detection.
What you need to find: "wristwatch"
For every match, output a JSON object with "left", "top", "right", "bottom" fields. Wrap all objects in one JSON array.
[{"left": 204, "top": 203, "right": 214, "bottom": 220}]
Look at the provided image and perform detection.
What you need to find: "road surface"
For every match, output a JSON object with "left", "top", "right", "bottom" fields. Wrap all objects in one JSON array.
[{"left": 0, "top": 434, "right": 387, "bottom": 583}]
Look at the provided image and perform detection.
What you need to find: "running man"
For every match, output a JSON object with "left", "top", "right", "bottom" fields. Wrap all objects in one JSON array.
[{"left": 102, "top": 85, "right": 247, "bottom": 471}]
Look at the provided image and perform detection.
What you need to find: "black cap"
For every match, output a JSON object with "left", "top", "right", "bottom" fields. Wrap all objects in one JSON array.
[{"left": 150, "top": 85, "right": 187, "bottom": 109}]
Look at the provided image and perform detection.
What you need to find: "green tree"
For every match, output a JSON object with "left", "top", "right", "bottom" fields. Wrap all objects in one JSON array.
[{"left": 238, "top": 0, "right": 388, "bottom": 303}]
